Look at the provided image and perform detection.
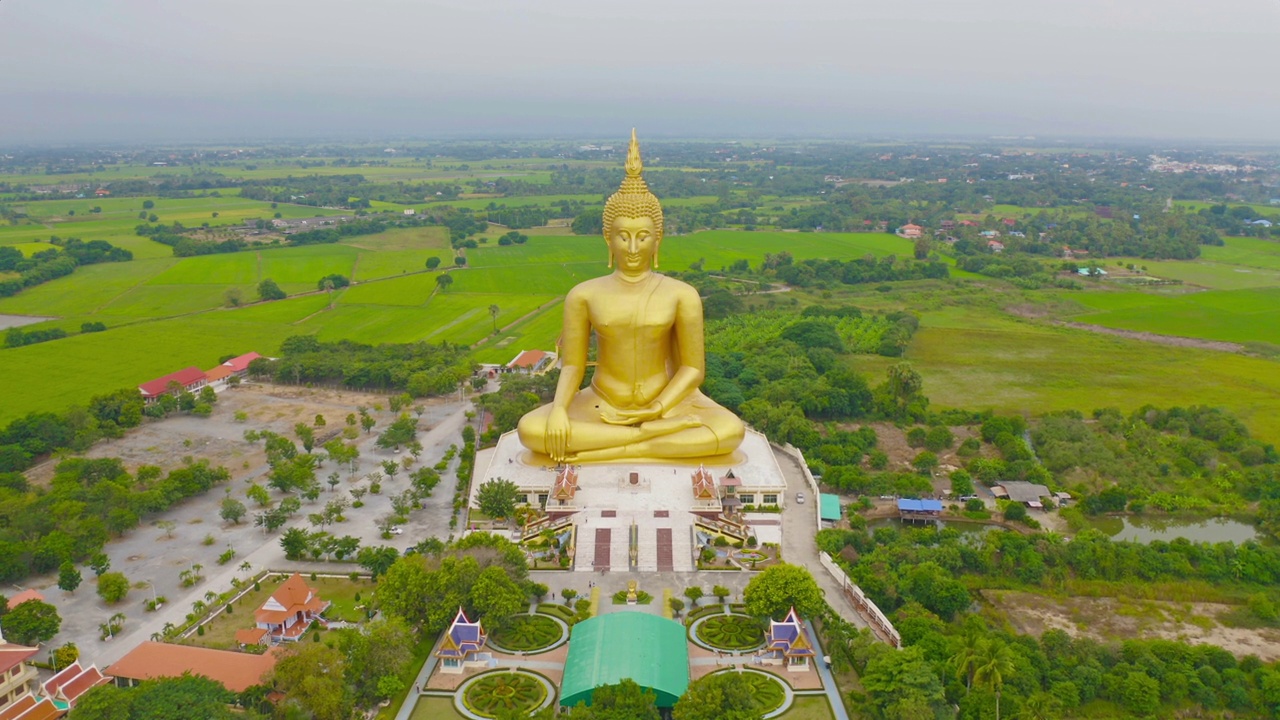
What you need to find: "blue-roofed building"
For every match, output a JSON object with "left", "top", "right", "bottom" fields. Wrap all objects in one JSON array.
[
  {"left": 760, "top": 607, "right": 816, "bottom": 671},
  {"left": 436, "top": 608, "right": 488, "bottom": 673},
  {"left": 898, "top": 498, "right": 944, "bottom": 521}
]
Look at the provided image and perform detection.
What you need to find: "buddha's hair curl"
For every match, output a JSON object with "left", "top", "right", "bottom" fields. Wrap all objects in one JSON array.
[{"left": 602, "top": 186, "right": 664, "bottom": 243}]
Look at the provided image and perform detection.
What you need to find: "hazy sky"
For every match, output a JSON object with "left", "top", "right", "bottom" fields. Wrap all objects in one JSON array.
[{"left": 3, "top": 0, "right": 1279, "bottom": 144}]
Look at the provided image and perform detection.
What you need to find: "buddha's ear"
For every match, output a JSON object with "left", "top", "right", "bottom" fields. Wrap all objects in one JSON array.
[
  {"left": 653, "top": 237, "right": 661, "bottom": 270},
  {"left": 605, "top": 237, "right": 613, "bottom": 269}
]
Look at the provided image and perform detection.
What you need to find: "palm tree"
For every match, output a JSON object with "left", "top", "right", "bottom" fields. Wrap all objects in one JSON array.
[
  {"left": 321, "top": 277, "right": 335, "bottom": 309},
  {"left": 973, "top": 639, "right": 1017, "bottom": 720},
  {"left": 239, "top": 560, "right": 253, "bottom": 573},
  {"left": 1018, "top": 691, "right": 1062, "bottom": 720},
  {"left": 489, "top": 304, "right": 500, "bottom": 333},
  {"left": 949, "top": 632, "right": 985, "bottom": 693}
]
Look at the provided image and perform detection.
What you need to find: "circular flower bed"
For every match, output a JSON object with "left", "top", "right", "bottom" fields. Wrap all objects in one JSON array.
[
  {"left": 696, "top": 614, "right": 765, "bottom": 651},
  {"left": 488, "top": 615, "right": 564, "bottom": 653},
  {"left": 739, "top": 671, "right": 787, "bottom": 714},
  {"left": 463, "top": 672, "right": 548, "bottom": 718}
]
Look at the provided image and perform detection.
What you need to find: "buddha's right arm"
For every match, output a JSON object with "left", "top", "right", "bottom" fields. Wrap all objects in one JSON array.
[{"left": 552, "top": 289, "right": 590, "bottom": 410}]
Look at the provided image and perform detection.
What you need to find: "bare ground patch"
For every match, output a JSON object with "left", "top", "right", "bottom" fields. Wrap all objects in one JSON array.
[
  {"left": 984, "top": 589, "right": 1280, "bottom": 661},
  {"left": 25, "top": 383, "right": 452, "bottom": 485}
]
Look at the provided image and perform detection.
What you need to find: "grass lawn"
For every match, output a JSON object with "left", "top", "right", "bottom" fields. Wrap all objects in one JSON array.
[
  {"left": 179, "top": 574, "right": 373, "bottom": 651},
  {"left": 406, "top": 696, "right": 465, "bottom": 720},
  {"left": 777, "top": 695, "right": 835, "bottom": 719}
]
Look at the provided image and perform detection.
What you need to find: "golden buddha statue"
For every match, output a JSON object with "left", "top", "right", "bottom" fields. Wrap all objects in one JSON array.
[{"left": 517, "top": 130, "right": 745, "bottom": 464}]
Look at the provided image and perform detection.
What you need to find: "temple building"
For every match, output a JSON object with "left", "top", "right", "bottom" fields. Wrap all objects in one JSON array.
[
  {"left": 244, "top": 573, "right": 330, "bottom": 644},
  {"left": 760, "top": 608, "right": 816, "bottom": 671},
  {"left": 436, "top": 608, "right": 488, "bottom": 673}
]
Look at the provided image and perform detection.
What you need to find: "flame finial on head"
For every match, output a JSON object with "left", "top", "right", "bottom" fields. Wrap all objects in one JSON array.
[
  {"left": 602, "top": 129, "right": 664, "bottom": 268},
  {"left": 625, "top": 128, "right": 643, "bottom": 178}
]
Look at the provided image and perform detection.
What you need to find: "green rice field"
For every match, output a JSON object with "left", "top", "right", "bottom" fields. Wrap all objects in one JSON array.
[{"left": 5, "top": 181, "right": 1280, "bottom": 449}]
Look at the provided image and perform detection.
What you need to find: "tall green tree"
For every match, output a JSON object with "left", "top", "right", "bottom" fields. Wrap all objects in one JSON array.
[
  {"left": 743, "top": 564, "right": 824, "bottom": 619},
  {"left": 3, "top": 600, "right": 61, "bottom": 645},
  {"left": 673, "top": 671, "right": 761, "bottom": 720},
  {"left": 973, "top": 639, "right": 1017, "bottom": 720},
  {"left": 270, "top": 643, "right": 351, "bottom": 720},
  {"left": 257, "top": 278, "right": 286, "bottom": 301},
  {"left": 477, "top": 478, "right": 520, "bottom": 519},
  {"left": 58, "top": 561, "right": 82, "bottom": 593}
]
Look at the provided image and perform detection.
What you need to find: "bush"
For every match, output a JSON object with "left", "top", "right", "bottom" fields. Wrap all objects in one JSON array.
[
  {"left": 1003, "top": 502, "right": 1028, "bottom": 523},
  {"left": 97, "top": 572, "right": 130, "bottom": 604},
  {"left": 924, "top": 426, "right": 954, "bottom": 452},
  {"left": 905, "top": 427, "right": 927, "bottom": 448}
]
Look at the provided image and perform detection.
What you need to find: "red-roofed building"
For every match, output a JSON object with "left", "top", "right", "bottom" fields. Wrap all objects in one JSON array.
[
  {"left": 41, "top": 662, "right": 108, "bottom": 707},
  {"left": 220, "top": 352, "right": 263, "bottom": 376},
  {"left": 106, "top": 642, "right": 280, "bottom": 693},
  {"left": 0, "top": 639, "right": 39, "bottom": 713},
  {"left": 5, "top": 591, "right": 43, "bottom": 612},
  {"left": 138, "top": 367, "right": 207, "bottom": 404},
  {"left": 253, "top": 573, "right": 330, "bottom": 642},
  {"left": 896, "top": 223, "right": 924, "bottom": 239},
  {"left": 1001, "top": 217, "right": 1017, "bottom": 226},
  {"left": 507, "top": 349, "right": 554, "bottom": 375},
  {"left": 204, "top": 365, "right": 235, "bottom": 388},
  {"left": 0, "top": 694, "right": 60, "bottom": 720}
]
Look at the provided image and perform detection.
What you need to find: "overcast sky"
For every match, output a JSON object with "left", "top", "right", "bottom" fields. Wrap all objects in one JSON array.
[{"left": 3, "top": 0, "right": 1279, "bottom": 144}]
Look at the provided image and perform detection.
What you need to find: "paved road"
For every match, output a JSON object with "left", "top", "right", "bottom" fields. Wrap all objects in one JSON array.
[
  {"left": 805, "top": 619, "right": 850, "bottom": 720},
  {"left": 46, "top": 395, "right": 475, "bottom": 670},
  {"left": 774, "top": 448, "right": 869, "bottom": 632}
]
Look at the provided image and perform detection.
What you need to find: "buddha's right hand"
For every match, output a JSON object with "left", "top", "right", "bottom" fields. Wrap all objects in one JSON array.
[{"left": 546, "top": 407, "right": 571, "bottom": 461}]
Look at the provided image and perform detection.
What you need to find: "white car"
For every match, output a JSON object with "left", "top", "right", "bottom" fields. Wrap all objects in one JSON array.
[
  {"left": 796, "top": 492, "right": 805, "bottom": 504},
  {"left": 389, "top": 527, "right": 404, "bottom": 535}
]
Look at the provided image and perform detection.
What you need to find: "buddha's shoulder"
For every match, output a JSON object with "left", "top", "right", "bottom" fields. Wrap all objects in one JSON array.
[{"left": 568, "top": 274, "right": 698, "bottom": 299}]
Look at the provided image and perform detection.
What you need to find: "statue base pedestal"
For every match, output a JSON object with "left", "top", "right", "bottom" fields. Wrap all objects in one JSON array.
[{"left": 471, "top": 429, "right": 789, "bottom": 573}]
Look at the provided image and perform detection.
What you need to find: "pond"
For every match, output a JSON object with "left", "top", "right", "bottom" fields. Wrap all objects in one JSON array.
[
  {"left": 1084, "top": 515, "right": 1260, "bottom": 544},
  {"left": 0, "top": 314, "right": 54, "bottom": 330}
]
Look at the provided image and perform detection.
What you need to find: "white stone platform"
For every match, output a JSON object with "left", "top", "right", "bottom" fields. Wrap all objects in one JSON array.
[{"left": 471, "top": 429, "right": 788, "bottom": 574}]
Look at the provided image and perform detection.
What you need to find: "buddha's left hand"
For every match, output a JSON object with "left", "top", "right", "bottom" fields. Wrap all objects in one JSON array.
[{"left": 600, "top": 404, "right": 663, "bottom": 426}]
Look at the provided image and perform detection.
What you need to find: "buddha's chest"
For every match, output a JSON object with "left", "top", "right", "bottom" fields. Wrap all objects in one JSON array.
[{"left": 588, "top": 293, "right": 678, "bottom": 338}]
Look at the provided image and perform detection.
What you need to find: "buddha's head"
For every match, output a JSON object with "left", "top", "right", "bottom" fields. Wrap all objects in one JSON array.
[{"left": 602, "top": 129, "right": 664, "bottom": 272}]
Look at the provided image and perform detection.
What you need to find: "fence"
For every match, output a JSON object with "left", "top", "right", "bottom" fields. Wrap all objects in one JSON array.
[
  {"left": 776, "top": 441, "right": 901, "bottom": 649},
  {"left": 819, "top": 554, "right": 901, "bottom": 649}
]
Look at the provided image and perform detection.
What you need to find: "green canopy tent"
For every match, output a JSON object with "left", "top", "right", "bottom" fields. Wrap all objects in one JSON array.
[
  {"left": 560, "top": 612, "right": 690, "bottom": 709},
  {"left": 819, "top": 493, "right": 841, "bottom": 522}
]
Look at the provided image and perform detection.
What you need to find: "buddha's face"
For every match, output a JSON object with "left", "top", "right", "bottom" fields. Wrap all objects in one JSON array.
[{"left": 608, "top": 216, "right": 659, "bottom": 275}]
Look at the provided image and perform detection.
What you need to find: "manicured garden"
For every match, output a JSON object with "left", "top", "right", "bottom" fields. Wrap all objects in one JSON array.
[
  {"left": 488, "top": 614, "right": 564, "bottom": 653},
  {"left": 695, "top": 613, "right": 765, "bottom": 651},
  {"left": 462, "top": 671, "right": 548, "bottom": 718}
]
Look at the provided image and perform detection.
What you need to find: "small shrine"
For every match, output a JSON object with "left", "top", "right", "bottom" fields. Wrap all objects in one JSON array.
[
  {"left": 250, "top": 572, "right": 330, "bottom": 643},
  {"left": 760, "top": 607, "right": 815, "bottom": 671},
  {"left": 690, "top": 465, "right": 721, "bottom": 516},
  {"left": 549, "top": 465, "right": 579, "bottom": 513},
  {"left": 436, "top": 608, "right": 488, "bottom": 673}
]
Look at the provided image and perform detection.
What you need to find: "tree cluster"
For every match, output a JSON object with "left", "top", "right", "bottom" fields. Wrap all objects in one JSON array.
[
  {"left": 250, "top": 335, "right": 474, "bottom": 395},
  {"left": 0, "top": 457, "right": 229, "bottom": 583}
]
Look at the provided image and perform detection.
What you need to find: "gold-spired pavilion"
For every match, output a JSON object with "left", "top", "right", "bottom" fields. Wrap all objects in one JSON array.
[
  {"left": 473, "top": 131, "right": 789, "bottom": 573},
  {"left": 516, "top": 129, "right": 746, "bottom": 465}
]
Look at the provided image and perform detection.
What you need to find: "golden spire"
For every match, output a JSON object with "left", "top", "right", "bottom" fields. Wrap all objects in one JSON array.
[{"left": 625, "top": 127, "right": 642, "bottom": 178}]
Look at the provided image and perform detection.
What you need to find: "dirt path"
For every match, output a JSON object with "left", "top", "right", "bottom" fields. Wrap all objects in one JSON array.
[{"left": 1055, "top": 321, "right": 1246, "bottom": 353}]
